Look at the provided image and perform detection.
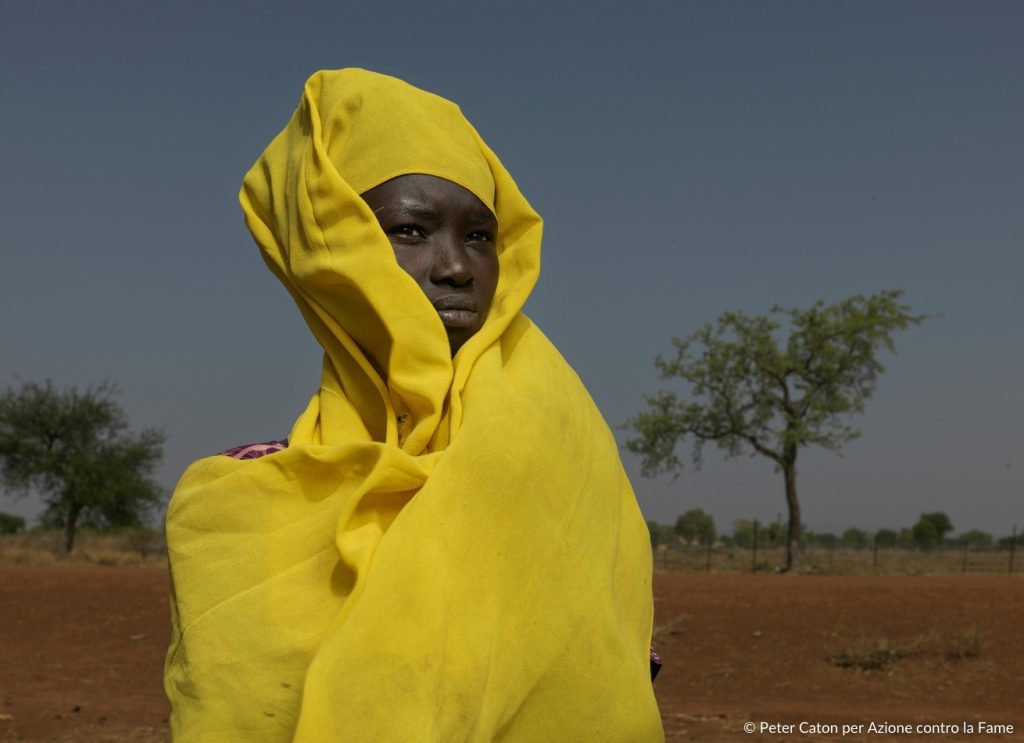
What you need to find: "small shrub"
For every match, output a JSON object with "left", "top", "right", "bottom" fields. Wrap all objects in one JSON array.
[
  {"left": 0, "top": 512, "right": 26, "bottom": 535},
  {"left": 831, "top": 634, "right": 928, "bottom": 671},
  {"left": 832, "top": 628, "right": 985, "bottom": 671},
  {"left": 833, "top": 640, "right": 905, "bottom": 671},
  {"left": 944, "top": 627, "right": 985, "bottom": 661}
]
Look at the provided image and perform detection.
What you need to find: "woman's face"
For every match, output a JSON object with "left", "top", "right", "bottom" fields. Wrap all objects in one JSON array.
[{"left": 361, "top": 174, "right": 499, "bottom": 355}]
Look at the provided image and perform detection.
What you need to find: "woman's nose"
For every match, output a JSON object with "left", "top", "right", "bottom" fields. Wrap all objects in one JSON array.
[{"left": 430, "top": 234, "right": 473, "bottom": 286}]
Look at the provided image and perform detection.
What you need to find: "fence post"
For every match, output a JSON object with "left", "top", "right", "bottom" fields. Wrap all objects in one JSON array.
[
  {"left": 961, "top": 543, "right": 968, "bottom": 574},
  {"left": 872, "top": 537, "right": 879, "bottom": 574},
  {"left": 1010, "top": 524, "right": 1017, "bottom": 575},
  {"left": 706, "top": 541, "right": 712, "bottom": 573},
  {"left": 752, "top": 519, "right": 759, "bottom": 573}
]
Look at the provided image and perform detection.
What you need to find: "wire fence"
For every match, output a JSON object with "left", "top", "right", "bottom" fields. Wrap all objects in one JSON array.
[{"left": 653, "top": 541, "right": 1020, "bottom": 576}]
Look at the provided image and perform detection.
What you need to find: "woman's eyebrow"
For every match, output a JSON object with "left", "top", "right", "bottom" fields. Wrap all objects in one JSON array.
[
  {"left": 466, "top": 212, "right": 498, "bottom": 227},
  {"left": 396, "top": 205, "right": 441, "bottom": 221},
  {"left": 372, "top": 197, "right": 496, "bottom": 226}
]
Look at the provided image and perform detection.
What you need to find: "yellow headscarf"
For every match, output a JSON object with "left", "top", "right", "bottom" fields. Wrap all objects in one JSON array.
[{"left": 165, "top": 68, "right": 663, "bottom": 742}]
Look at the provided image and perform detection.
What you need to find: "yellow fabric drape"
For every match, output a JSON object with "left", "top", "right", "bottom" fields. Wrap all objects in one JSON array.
[{"left": 164, "top": 68, "right": 663, "bottom": 742}]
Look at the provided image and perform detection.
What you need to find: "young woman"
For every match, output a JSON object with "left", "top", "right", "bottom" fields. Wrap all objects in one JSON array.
[{"left": 165, "top": 68, "right": 663, "bottom": 742}]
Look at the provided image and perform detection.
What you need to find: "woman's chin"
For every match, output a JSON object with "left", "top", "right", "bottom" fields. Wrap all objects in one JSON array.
[{"left": 445, "top": 327, "right": 477, "bottom": 356}]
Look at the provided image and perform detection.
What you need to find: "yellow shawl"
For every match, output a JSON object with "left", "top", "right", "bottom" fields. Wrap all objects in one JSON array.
[{"left": 164, "top": 69, "right": 663, "bottom": 742}]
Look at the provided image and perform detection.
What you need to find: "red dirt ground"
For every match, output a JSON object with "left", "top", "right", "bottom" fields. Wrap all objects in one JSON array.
[
  {"left": 0, "top": 566, "right": 169, "bottom": 742},
  {"left": 652, "top": 573, "right": 1023, "bottom": 742},
  {"left": 1, "top": 566, "right": 1021, "bottom": 742}
]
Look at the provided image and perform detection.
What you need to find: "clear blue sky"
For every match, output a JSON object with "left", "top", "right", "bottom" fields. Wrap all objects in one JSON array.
[{"left": 2, "top": 1, "right": 1021, "bottom": 538}]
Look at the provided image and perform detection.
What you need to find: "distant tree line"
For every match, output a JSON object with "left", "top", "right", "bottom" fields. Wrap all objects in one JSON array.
[{"left": 647, "top": 508, "right": 1022, "bottom": 553}]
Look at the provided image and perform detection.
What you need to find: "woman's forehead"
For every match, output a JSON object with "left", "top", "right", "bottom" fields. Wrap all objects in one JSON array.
[{"left": 361, "top": 174, "right": 497, "bottom": 224}]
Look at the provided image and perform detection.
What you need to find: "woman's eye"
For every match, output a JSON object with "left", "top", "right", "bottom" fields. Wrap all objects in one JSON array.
[
  {"left": 390, "top": 225, "right": 425, "bottom": 240},
  {"left": 468, "top": 231, "right": 495, "bottom": 244}
]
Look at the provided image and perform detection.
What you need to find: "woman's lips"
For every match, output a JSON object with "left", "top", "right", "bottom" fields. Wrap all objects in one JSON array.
[
  {"left": 436, "top": 309, "right": 478, "bottom": 328},
  {"left": 433, "top": 295, "right": 479, "bottom": 329}
]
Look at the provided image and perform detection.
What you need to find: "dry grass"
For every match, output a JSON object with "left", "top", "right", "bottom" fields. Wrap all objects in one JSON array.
[
  {"left": 943, "top": 626, "right": 987, "bottom": 660},
  {"left": 652, "top": 614, "right": 687, "bottom": 642},
  {"left": 831, "top": 633, "right": 930, "bottom": 671},
  {"left": 0, "top": 529, "right": 167, "bottom": 567},
  {"left": 830, "top": 627, "right": 987, "bottom": 671}
]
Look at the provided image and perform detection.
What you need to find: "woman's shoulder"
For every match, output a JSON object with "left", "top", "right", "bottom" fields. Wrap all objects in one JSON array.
[{"left": 217, "top": 439, "right": 289, "bottom": 460}]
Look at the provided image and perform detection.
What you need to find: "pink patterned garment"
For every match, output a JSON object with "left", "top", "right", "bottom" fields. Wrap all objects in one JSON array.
[
  {"left": 218, "top": 439, "right": 288, "bottom": 460},
  {"left": 650, "top": 647, "right": 662, "bottom": 681},
  {"left": 216, "top": 437, "right": 663, "bottom": 682}
]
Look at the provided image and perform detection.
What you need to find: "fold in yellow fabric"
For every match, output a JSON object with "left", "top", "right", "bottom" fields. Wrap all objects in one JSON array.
[{"left": 164, "top": 68, "right": 664, "bottom": 742}]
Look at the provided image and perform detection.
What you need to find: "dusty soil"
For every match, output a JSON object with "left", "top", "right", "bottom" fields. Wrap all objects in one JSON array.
[
  {"left": 0, "top": 566, "right": 169, "bottom": 743},
  {"left": 653, "top": 573, "right": 1024, "bottom": 742},
  {"left": 1, "top": 566, "right": 1021, "bottom": 742}
]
